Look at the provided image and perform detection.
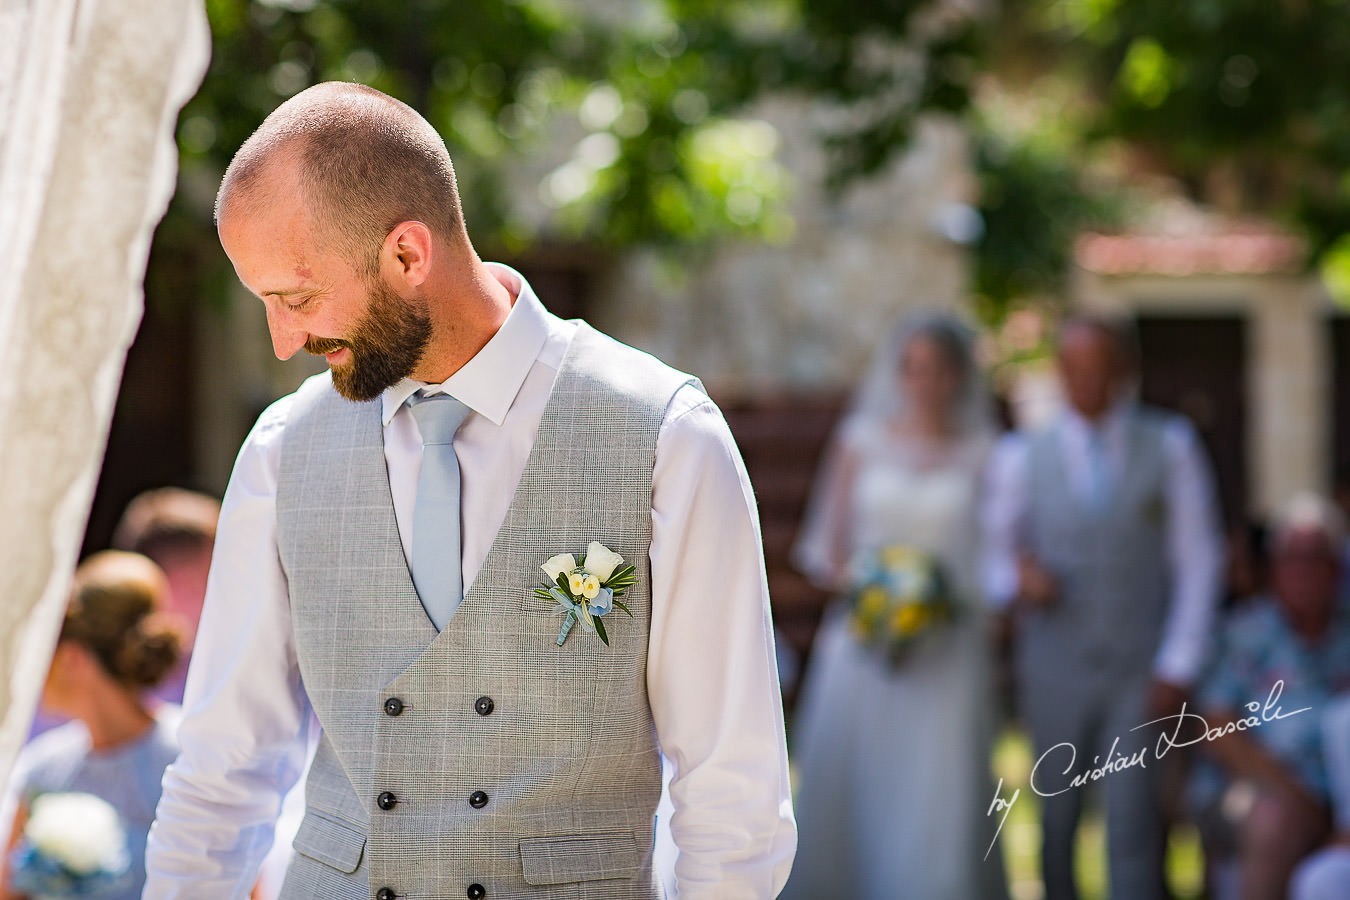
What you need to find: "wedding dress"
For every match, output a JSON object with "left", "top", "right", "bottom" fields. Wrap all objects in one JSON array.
[{"left": 783, "top": 423, "right": 1008, "bottom": 900}]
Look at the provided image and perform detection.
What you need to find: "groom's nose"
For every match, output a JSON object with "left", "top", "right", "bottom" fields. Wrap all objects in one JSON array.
[{"left": 264, "top": 303, "right": 307, "bottom": 361}]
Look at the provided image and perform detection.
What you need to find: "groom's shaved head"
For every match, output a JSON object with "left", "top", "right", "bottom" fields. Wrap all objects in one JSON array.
[{"left": 217, "top": 82, "right": 465, "bottom": 276}]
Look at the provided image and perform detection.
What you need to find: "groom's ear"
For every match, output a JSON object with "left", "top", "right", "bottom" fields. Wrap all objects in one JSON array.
[{"left": 382, "top": 220, "right": 434, "bottom": 288}]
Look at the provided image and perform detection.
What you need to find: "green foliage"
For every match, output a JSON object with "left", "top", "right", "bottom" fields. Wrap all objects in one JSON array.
[
  {"left": 965, "top": 81, "right": 1124, "bottom": 324},
  {"left": 1013, "top": 0, "right": 1350, "bottom": 277},
  {"left": 154, "top": 0, "right": 984, "bottom": 314},
  {"left": 150, "top": 0, "right": 982, "bottom": 317},
  {"left": 1321, "top": 234, "right": 1350, "bottom": 305},
  {"left": 163, "top": 0, "right": 1350, "bottom": 320},
  {"left": 972, "top": 128, "right": 1121, "bottom": 323},
  {"left": 173, "top": 0, "right": 976, "bottom": 249}
]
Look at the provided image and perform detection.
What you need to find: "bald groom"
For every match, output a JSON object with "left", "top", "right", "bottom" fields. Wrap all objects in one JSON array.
[{"left": 144, "top": 82, "right": 796, "bottom": 900}]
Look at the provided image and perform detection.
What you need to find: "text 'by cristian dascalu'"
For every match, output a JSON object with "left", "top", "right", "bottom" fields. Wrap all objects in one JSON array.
[{"left": 983, "top": 680, "right": 1311, "bottom": 860}]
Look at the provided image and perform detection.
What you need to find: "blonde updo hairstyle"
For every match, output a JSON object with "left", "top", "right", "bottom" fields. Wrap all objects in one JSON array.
[{"left": 61, "top": 551, "right": 183, "bottom": 690}]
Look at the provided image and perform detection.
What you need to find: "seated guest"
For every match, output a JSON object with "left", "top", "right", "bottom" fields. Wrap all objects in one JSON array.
[
  {"left": 1, "top": 552, "right": 182, "bottom": 900},
  {"left": 1195, "top": 494, "right": 1350, "bottom": 900},
  {"left": 111, "top": 487, "right": 219, "bottom": 704},
  {"left": 1290, "top": 693, "right": 1350, "bottom": 900}
]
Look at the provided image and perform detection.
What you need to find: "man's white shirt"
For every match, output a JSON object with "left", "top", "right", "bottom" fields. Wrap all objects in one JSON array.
[{"left": 144, "top": 264, "right": 796, "bottom": 898}]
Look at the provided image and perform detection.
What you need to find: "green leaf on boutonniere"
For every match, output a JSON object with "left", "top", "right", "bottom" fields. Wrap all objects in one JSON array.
[
  {"left": 612, "top": 599, "right": 633, "bottom": 617},
  {"left": 605, "top": 564, "right": 637, "bottom": 595},
  {"left": 594, "top": 615, "right": 610, "bottom": 646},
  {"left": 555, "top": 572, "right": 571, "bottom": 594}
]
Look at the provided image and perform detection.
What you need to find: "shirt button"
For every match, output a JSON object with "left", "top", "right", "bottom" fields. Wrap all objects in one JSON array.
[
  {"left": 377, "top": 791, "right": 398, "bottom": 811},
  {"left": 376, "top": 889, "right": 397, "bottom": 900},
  {"left": 383, "top": 697, "right": 405, "bottom": 716},
  {"left": 474, "top": 696, "right": 494, "bottom": 716},
  {"left": 468, "top": 790, "right": 489, "bottom": 809},
  {"left": 467, "top": 884, "right": 486, "bottom": 899}
]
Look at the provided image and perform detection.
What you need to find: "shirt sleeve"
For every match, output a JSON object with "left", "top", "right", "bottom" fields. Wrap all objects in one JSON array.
[
  {"left": 646, "top": 385, "right": 797, "bottom": 898},
  {"left": 0, "top": 741, "right": 38, "bottom": 849},
  {"left": 1151, "top": 416, "right": 1225, "bottom": 687},
  {"left": 980, "top": 433, "right": 1028, "bottom": 610},
  {"left": 144, "top": 396, "right": 313, "bottom": 899}
]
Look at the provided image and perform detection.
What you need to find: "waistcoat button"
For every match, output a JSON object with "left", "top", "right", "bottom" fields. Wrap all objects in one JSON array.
[
  {"left": 383, "top": 697, "right": 404, "bottom": 716},
  {"left": 474, "top": 696, "right": 494, "bottom": 716},
  {"left": 467, "top": 884, "right": 485, "bottom": 899},
  {"left": 468, "top": 790, "right": 489, "bottom": 809},
  {"left": 377, "top": 791, "right": 398, "bottom": 811},
  {"left": 376, "top": 889, "right": 397, "bottom": 900}
]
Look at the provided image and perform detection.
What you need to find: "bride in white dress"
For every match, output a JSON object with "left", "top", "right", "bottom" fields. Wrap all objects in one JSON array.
[{"left": 782, "top": 314, "right": 1008, "bottom": 900}]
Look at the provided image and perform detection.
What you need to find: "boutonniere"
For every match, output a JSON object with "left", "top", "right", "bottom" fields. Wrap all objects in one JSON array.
[{"left": 536, "top": 541, "right": 636, "bottom": 646}]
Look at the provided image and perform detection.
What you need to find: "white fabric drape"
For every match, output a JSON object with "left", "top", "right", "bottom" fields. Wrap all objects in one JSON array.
[{"left": 0, "top": 0, "right": 209, "bottom": 785}]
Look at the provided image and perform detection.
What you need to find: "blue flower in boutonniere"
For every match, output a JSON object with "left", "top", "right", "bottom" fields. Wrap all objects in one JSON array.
[{"left": 536, "top": 541, "right": 636, "bottom": 646}]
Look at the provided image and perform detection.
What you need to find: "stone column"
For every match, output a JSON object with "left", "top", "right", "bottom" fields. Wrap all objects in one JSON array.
[{"left": 1249, "top": 279, "right": 1329, "bottom": 515}]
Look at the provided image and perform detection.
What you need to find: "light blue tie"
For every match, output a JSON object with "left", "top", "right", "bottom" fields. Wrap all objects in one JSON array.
[
  {"left": 407, "top": 391, "right": 472, "bottom": 630},
  {"left": 1086, "top": 426, "right": 1111, "bottom": 514}
]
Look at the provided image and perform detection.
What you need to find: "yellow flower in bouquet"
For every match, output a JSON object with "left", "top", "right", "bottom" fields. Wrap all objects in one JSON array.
[
  {"left": 850, "top": 585, "right": 890, "bottom": 640},
  {"left": 845, "top": 544, "right": 955, "bottom": 666},
  {"left": 891, "top": 603, "right": 928, "bottom": 636}
]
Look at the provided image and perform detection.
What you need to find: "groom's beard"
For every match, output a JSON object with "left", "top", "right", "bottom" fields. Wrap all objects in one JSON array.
[{"left": 305, "top": 279, "right": 432, "bottom": 402}]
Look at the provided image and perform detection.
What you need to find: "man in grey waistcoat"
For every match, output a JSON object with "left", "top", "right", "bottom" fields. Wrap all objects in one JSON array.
[
  {"left": 982, "top": 316, "right": 1223, "bottom": 899},
  {"left": 143, "top": 82, "right": 796, "bottom": 899}
]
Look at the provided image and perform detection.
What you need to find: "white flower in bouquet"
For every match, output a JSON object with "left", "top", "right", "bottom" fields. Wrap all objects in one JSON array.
[
  {"left": 582, "top": 541, "right": 624, "bottom": 582},
  {"left": 24, "top": 792, "right": 128, "bottom": 876},
  {"left": 540, "top": 553, "right": 576, "bottom": 583}
]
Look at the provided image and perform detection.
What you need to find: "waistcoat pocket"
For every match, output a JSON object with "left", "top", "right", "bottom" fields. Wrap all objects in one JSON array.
[
  {"left": 519, "top": 830, "right": 641, "bottom": 885},
  {"left": 292, "top": 808, "right": 367, "bottom": 874}
]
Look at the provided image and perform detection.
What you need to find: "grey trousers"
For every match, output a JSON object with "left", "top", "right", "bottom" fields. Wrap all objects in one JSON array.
[{"left": 1019, "top": 670, "right": 1165, "bottom": 900}]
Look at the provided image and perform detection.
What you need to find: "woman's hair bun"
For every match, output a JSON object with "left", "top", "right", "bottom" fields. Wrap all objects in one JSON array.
[{"left": 63, "top": 551, "right": 183, "bottom": 688}]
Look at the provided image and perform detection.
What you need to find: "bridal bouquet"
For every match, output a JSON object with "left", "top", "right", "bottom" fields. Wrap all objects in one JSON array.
[
  {"left": 8, "top": 792, "right": 132, "bottom": 899},
  {"left": 846, "top": 544, "right": 955, "bottom": 666}
]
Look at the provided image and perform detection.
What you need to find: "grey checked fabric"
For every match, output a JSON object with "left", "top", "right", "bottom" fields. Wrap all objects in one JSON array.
[
  {"left": 1017, "top": 409, "right": 1172, "bottom": 691},
  {"left": 274, "top": 324, "right": 701, "bottom": 900}
]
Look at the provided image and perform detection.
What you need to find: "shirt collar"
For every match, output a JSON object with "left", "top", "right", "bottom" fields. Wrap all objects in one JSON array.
[{"left": 381, "top": 263, "right": 548, "bottom": 427}]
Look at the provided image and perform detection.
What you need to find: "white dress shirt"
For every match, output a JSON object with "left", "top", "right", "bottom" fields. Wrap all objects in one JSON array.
[
  {"left": 980, "top": 400, "right": 1224, "bottom": 686},
  {"left": 144, "top": 264, "right": 796, "bottom": 898}
]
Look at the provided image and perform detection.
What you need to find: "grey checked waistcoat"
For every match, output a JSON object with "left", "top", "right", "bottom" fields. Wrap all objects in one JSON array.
[
  {"left": 274, "top": 324, "right": 700, "bottom": 900},
  {"left": 1017, "top": 408, "right": 1174, "bottom": 694}
]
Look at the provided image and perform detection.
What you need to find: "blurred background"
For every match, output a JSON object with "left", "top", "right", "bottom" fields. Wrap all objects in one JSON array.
[{"left": 68, "top": 1, "right": 1350, "bottom": 896}]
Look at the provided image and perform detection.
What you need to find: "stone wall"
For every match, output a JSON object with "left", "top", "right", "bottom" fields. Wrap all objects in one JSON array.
[{"left": 590, "top": 106, "right": 979, "bottom": 398}]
